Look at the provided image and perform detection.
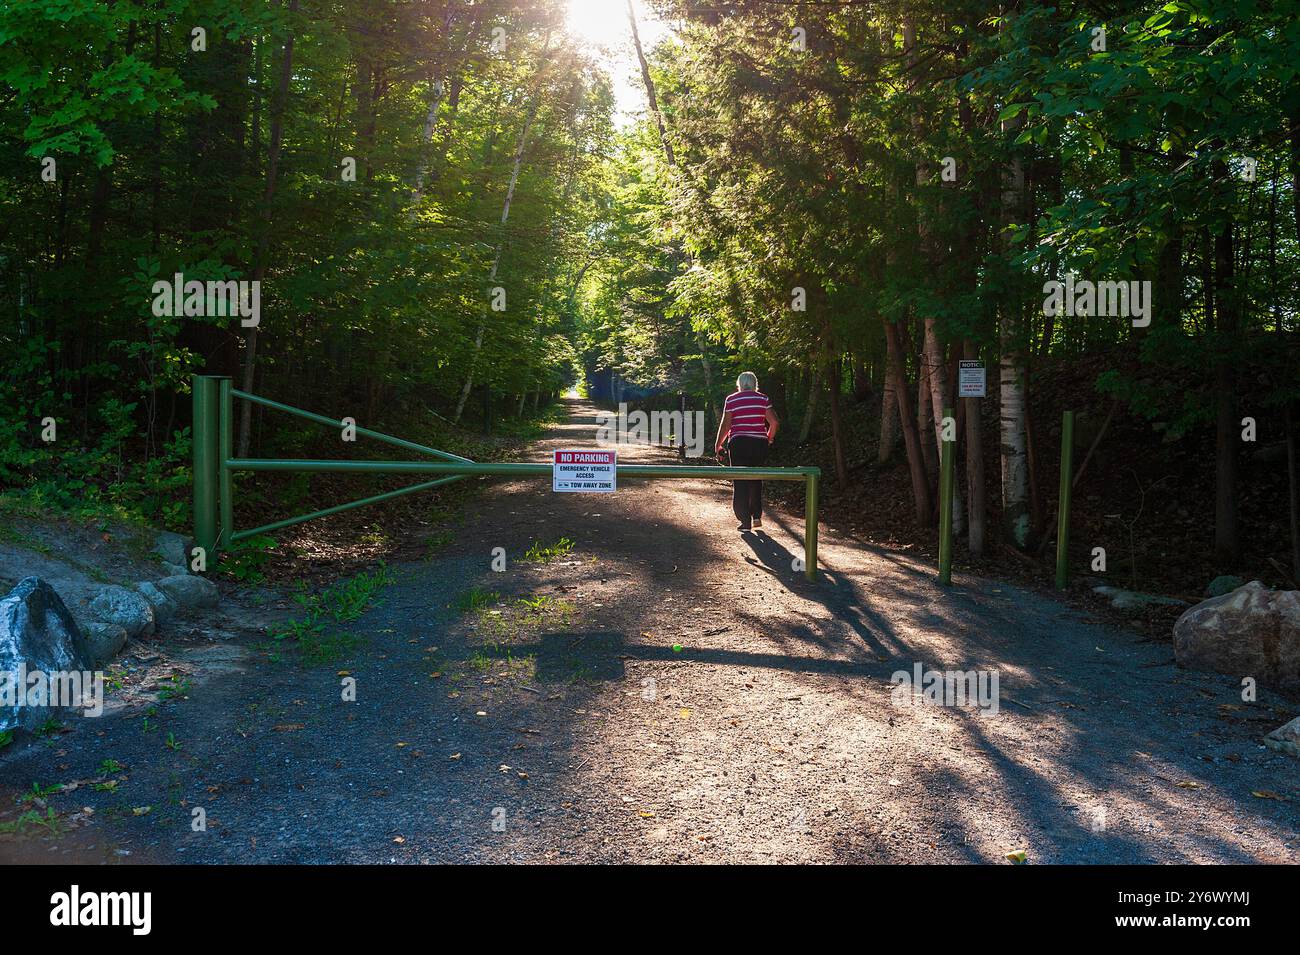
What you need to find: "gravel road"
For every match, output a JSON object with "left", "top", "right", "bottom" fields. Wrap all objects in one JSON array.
[{"left": 2, "top": 399, "right": 1296, "bottom": 864}]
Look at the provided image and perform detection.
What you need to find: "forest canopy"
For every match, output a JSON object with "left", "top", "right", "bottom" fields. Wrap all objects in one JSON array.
[{"left": 1, "top": 0, "right": 1297, "bottom": 578}]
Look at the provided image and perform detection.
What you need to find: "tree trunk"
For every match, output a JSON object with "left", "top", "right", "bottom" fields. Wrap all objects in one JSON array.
[
  {"left": 923, "top": 320, "right": 965, "bottom": 534},
  {"left": 826, "top": 357, "right": 849, "bottom": 487},
  {"left": 878, "top": 365, "right": 897, "bottom": 463},
  {"left": 1287, "top": 401, "right": 1300, "bottom": 582},
  {"left": 237, "top": 0, "right": 300, "bottom": 457},
  {"left": 963, "top": 339, "right": 987, "bottom": 556},
  {"left": 916, "top": 355, "right": 938, "bottom": 481},
  {"left": 410, "top": 76, "right": 447, "bottom": 202},
  {"left": 1212, "top": 157, "right": 1240, "bottom": 563},
  {"left": 885, "top": 319, "right": 932, "bottom": 525},
  {"left": 799, "top": 366, "right": 820, "bottom": 444},
  {"left": 626, "top": 0, "right": 674, "bottom": 166},
  {"left": 851, "top": 352, "right": 871, "bottom": 402},
  {"left": 905, "top": 14, "right": 962, "bottom": 531},
  {"left": 453, "top": 41, "right": 551, "bottom": 422},
  {"left": 999, "top": 118, "right": 1030, "bottom": 546}
]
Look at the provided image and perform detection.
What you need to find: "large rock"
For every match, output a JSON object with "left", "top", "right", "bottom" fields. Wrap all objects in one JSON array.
[
  {"left": 135, "top": 581, "right": 178, "bottom": 624},
  {"left": 0, "top": 577, "right": 95, "bottom": 734},
  {"left": 156, "top": 574, "right": 218, "bottom": 609},
  {"left": 152, "top": 531, "right": 190, "bottom": 568},
  {"left": 87, "top": 585, "right": 156, "bottom": 639},
  {"left": 1264, "top": 717, "right": 1300, "bottom": 758},
  {"left": 78, "top": 620, "right": 128, "bottom": 667},
  {"left": 1173, "top": 581, "right": 1300, "bottom": 692}
]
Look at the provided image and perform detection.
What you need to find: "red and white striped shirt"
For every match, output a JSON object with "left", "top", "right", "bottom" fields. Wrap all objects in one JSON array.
[{"left": 724, "top": 390, "right": 771, "bottom": 440}]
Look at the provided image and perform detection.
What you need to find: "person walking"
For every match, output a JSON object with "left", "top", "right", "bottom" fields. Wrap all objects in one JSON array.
[{"left": 714, "top": 372, "right": 779, "bottom": 531}]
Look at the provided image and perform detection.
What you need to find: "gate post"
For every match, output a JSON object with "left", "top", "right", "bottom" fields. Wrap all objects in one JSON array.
[
  {"left": 192, "top": 375, "right": 221, "bottom": 563},
  {"left": 678, "top": 392, "right": 686, "bottom": 462},
  {"left": 1055, "top": 410, "right": 1075, "bottom": 590},
  {"left": 804, "top": 470, "right": 819, "bottom": 581},
  {"left": 938, "top": 405, "right": 955, "bottom": 585},
  {"left": 218, "top": 378, "right": 234, "bottom": 550}
]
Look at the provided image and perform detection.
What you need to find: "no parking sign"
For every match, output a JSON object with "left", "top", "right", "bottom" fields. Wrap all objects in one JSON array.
[{"left": 552, "top": 449, "right": 617, "bottom": 492}]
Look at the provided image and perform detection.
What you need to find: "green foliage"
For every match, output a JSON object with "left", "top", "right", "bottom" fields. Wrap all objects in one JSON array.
[
  {"left": 219, "top": 535, "right": 276, "bottom": 583},
  {"left": 267, "top": 564, "right": 393, "bottom": 665},
  {"left": 0, "top": 807, "right": 61, "bottom": 837},
  {"left": 523, "top": 537, "right": 575, "bottom": 563},
  {"left": 454, "top": 586, "right": 500, "bottom": 613},
  {"left": 0, "top": 0, "right": 599, "bottom": 524}
]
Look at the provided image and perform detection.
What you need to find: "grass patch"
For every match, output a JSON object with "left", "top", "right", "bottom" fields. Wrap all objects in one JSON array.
[
  {"left": 300, "top": 631, "right": 364, "bottom": 667},
  {"left": 454, "top": 586, "right": 500, "bottom": 613},
  {"left": 268, "top": 564, "right": 394, "bottom": 665},
  {"left": 523, "top": 537, "right": 575, "bottom": 563},
  {"left": 457, "top": 592, "right": 576, "bottom": 684},
  {"left": 156, "top": 674, "right": 191, "bottom": 702},
  {"left": 0, "top": 807, "right": 61, "bottom": 837}
]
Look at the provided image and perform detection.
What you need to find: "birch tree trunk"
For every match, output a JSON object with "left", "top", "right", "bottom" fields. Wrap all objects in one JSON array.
[
  {"left": 452, "top": 41, "right": 551, "bottom": 422},
  {"left": 998, "top": 161, "right": 1031, "bottom": 549},
  {"left": 997, "top": 11, "right": 1031, "bottom": 548},
  {"left": 409, "top": 77, "right": 446, "bottom": 203},
  {"left": 963, "top": 338, "right": 987, "bottom": 556}
]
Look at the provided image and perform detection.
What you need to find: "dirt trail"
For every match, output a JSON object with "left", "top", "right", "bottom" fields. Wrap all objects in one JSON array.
[{"left": 2, "top": 398, "right": 1297, "bottom": 864}]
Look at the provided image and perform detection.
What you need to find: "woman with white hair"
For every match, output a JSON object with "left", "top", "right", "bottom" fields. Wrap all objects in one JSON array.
[{"left": 714, "top": 371, "right": 780, "bottom": 530}]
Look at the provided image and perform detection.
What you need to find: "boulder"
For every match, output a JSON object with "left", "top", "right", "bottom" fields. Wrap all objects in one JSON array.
[
  {"left": 87, "top": 585, "right": 156, "bottom": 639},
  {"left": 1173, "top": 581, "right": 1300, "bottom": 692},
  {"left": 78, "top": 620, "right": 128, "bottom": 667},
  {"left": 1205, "top": 574, "right": 1245, "bottom": 599},
  {"left": 135, "top": 581, "right": 178, "bottom": 624},
  {"left": 156, "top": 574, "right": 218, "bottom": 610},
  {"left": 1264, "top": 717, "right": 1300, "bottom": 758},
  {"left": 152, "top": 531, "right": 190, "bottom": 567},
  {"left": 0, "top": 577, "right": 94, "bottom": 734}
]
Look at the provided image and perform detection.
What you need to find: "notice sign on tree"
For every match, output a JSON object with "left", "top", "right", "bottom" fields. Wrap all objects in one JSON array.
[
  {"left": 553, "top": 449, "right": 617, "bottom": 492},
  {"left": 958, "top": 360, "right": 986, "bottom": 398}
]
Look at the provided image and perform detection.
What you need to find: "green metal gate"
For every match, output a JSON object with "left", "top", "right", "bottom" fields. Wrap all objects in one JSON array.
[{"left": 191, "top": 374, "right": 821, "bottom": 580}]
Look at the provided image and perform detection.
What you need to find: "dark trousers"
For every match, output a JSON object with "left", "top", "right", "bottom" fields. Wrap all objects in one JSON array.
[{"left": 728, "top": 435, "right": 769, "bottom": 524}]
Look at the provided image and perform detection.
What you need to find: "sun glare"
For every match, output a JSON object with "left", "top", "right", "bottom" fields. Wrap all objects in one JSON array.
[
  {"left": 564, "top": 0, "right": 633, "bottom": 49},
  {"left": 563, "top": 0, "right": 671, "bottom": 125}
]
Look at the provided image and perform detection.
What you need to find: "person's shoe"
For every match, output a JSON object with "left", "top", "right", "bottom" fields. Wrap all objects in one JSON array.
[
  {"left": 737, "top": 522, "right": 752, "bottom": 531},
  {"left": 751, "top": 517, "right": 763, "bottom": 529}
]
